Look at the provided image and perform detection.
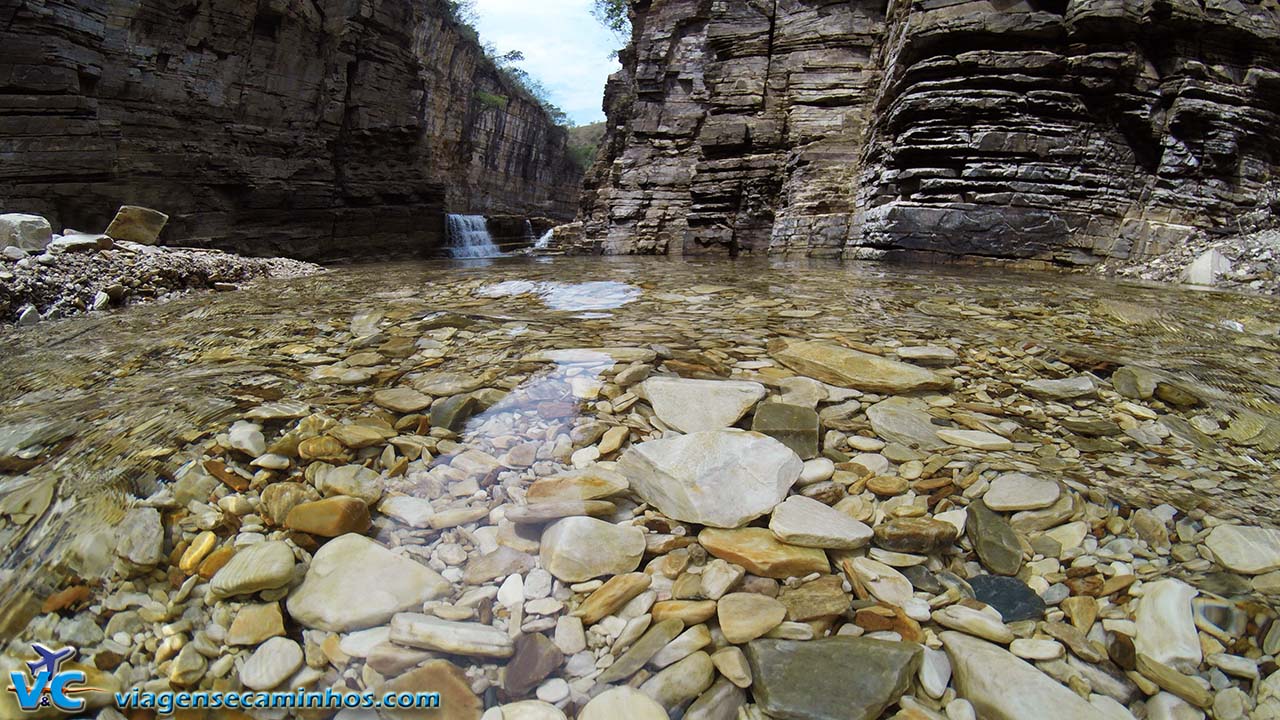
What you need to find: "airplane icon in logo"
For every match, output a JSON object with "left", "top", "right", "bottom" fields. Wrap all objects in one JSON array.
[{"left": 25, "top": 643, "right": 76, "bottom": 679}]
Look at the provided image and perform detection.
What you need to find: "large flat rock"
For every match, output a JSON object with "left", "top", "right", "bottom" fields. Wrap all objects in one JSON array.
[
  {"left": 942, "top": 631, "right": 1097, "bottom": 720},
  {"left": 287, "top": 534, "right": 450, "bottom": 631},
  {"left": 638, "top": 376, "right": 765, "bottom": 432},
  {"left": 772, "top": 341, "right": 951, "bottom": 393},
  {"left": 746, "top": 637, "right": 921, "bottom": 720},
  {"left": 617, "top": 429, "right": 802, "bottom": 528}
]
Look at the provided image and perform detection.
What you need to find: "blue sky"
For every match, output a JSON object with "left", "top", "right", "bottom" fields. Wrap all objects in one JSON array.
[{"left": 471, "top": 0, "right": 623, "bottom": 125}]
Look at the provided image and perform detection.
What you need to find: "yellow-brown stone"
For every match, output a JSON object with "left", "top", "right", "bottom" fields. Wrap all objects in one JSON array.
[
  {"left": 284, "top": 496, "right": 371, "bottom": 537},
  {"left": 698, "top": 527, "right": 830, "bottom": 579}
]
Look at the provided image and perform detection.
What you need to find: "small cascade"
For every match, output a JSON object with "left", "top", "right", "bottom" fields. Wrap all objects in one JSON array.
[
  {"left": 523, "top": 219, "right": 534, "bottom": 243},
  {"left": 534, "top": 228, "right": 555, "bottom": 250},
  {"left": 445, "top": 214, "right": 503, "bottom": 258}
]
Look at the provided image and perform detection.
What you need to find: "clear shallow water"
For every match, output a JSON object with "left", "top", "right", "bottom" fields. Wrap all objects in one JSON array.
[{"left": 1, "top": 256, "right": 1278, "bottom": 635}]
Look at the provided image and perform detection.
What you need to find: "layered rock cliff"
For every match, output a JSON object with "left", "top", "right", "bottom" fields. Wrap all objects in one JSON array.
[
  {"left": 579, "top": 0, "right": 1280, "bottom": 264},
  {"left": 0, "top": 0, "right": 583, "bottom": 260}
]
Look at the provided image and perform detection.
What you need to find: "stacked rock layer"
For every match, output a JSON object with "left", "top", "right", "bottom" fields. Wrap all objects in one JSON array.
[{"left": 578, "top": 0, "right": 1280, "bottom": 264}]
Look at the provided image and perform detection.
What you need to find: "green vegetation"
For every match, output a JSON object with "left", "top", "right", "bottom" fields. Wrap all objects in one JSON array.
[
  {"left": 567, "top": 122, "right": 607, "bottom": 171},
  {"left": 591, "top": 0, "right": 631, "bottom": 42},
  {"left": 474, "top": 91, "right": 507, "bottom": 110}
]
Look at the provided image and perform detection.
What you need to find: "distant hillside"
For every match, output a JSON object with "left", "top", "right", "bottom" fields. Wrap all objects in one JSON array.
[{"left": 567, "top": 122, "right": 607, "bottom": 171}]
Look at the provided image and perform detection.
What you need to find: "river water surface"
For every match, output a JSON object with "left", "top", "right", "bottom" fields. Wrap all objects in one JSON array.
[{"left": 1, "top": 256, "right": 1278, "bottom": 693}]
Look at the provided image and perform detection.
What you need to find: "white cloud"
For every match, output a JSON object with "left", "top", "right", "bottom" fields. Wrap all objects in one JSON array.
[{"left": 471, "top": 0, "right": 623, "bottom": 125}]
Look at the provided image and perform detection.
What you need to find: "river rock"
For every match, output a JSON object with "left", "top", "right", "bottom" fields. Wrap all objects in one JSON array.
[
  {"left": 966, "top": 500, "right": 1023, "bottom": 576},
  {"left": 747, "top": 637, "right": 922, "bottom": 720},
  {"left": 579, "top": 686, "right": 669, "bottom": 720},
  {"left": 638, "top": 376, "right": 765, "bottom": 432},
  {"left": 874, "top": 517, "right": 959, "bottom": 553},
  {"left": 382, "top": 660, "right": 483, "bottom": 720},
  {"left": 503, "top": 633, "right": 563, "bottom": 694},
  {"left": 983, "top": 473, "right": 1060, "bottom": 511},
  {"left": 105, "top": 205, "right": 168, "bottom": 244},
  {"left": 932, "top": 605, "right": 1014, "bottom": 643},
  {"left": 284, "top": 496, "right": 372, "bottom": 536},
  {"left": 373, "top": 387, "right": 433, "bottom": 413},
  {"left": 1136, "top": 579, "right": 1201, "bottom": 673},
  {"left": 617, "top": 429, "right": 801, "bottom": 528},
  {"left": 640, "top": 650, "right": 715, "bottom": 710},
  {"left": 574, "top": 572, "right": 651, "bottom": 624},
  {"left": 287, "top": 534, "right": 449, "bottom": 631},
  {"left": 464, "top": 546, "right": 536, "bottom": 584},
  {"left": 117, "top": 507, "right": 164, "bottom": 567},
  {"left": 769, "top": 495, "right": 872, "bottom": 549},
  {"left": 751, "top": 402, "right": 821, "bottom": 459},
  {"left": 314, "top": 463, "right": 383, "bottom": 505},
  {"left": 1204, "top": 524, "right": 1280, "bottom": 574},
  {"left": 261, "top": 482, "right": 321, "bottom": 525},
  {"left": 936, "top": 429, "right": 1013, "bottom": 451},
  {"left": 391, "top": 613, "right": 515, "bottom": 657},
  {"left": 526, "top": 467, "right": 629, "bottom": 503},
  {"left": 699, "top": 527, "right": 830, "bottom": 579},
  {"left": 539, "top": 516, "right": 645, "bottom": 582},
  {"left": 865, "top": 397, "right": 947, "bottom": 450},
  {"left": 969, "top": 575, "right": 1046, "bottom": 622},
  {"left": 227, "top": 602, "right": 285, "bottom": 645},
  {"left": 1023, "top": 376, "right": 1097, "bottom": 400},
  {"left": 0, "top": 213, "right": 52, "bottom": 251},
  {"left": 686, "top": 678, "right": 744, "bottom": 720},
  {"left": 942, "top": 631, "right": 1097, "bottom": 719},
  {"left": 597, "top": 618, "right": 684, "bottom": 683},
  {"left": 772, "top": 340, "right": 951, "bottom": 393},
  {"left": 718, "top": 592, "right": 788, "bottom": 643},
  {"left": 239, "top": 637, "right": 302, "bottom": 691},
  {"left": 209, "top": 540, "right": 296, "bottom": 599},
  {"left": 378, "top": 495, "right": 436, "bottom": 528},
  {"left": 496, "top": 701, "right": 567, "bottom": 720},
  {"left": 845, "top": 556, "right": 914, "bottom": 607}
]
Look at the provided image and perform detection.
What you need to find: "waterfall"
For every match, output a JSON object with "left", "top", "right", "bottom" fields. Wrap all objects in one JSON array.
[
  {"left": 445, "top": 214, "right": 503, "bottom": 258},
  {"left": 534, "top": 228, "right": 555, "bottom": 250}
]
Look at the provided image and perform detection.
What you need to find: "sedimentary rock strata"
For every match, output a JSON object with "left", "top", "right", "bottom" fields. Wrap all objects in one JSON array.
[
  {"left": 0, "top": 0, "right": 582, "bottom": 260},
  {"left": 579, "top": 0, "right": 1280, "bottom": 264}
]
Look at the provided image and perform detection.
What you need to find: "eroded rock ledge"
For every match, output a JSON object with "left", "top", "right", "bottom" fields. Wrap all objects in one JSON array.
[
  {"left": 578, "top": 0, "right": 1280, "bottom": 264},
  {"left": 0, "top": 0, "right": 583, "bottom": 261}
]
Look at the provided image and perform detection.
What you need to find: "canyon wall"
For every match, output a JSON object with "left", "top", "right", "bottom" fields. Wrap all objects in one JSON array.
[
  {"left": 579, "top": 0, "right": 1280, "bottom": 264},
  {"left": 0, "top": 0, "right": 583, "bottom": 261}
]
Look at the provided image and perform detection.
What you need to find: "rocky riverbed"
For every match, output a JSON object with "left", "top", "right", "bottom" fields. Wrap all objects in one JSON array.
[
  {"left": 2, "top": 258, "right": 1279, "bottom": 720},
  {"left": 0, "top": 240, "right": 322, "bottom": 325}
]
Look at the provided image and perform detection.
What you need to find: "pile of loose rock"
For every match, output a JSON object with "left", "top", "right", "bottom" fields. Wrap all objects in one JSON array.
[
  {"left": 0, "top": 209, "right": 321, "bottom": 325},
  {"left": 1095, "top": 229, "right": 1280, "bottom": 296},
  {"left": 7, "top": 318, "right": 1280, "bottom": 720}
]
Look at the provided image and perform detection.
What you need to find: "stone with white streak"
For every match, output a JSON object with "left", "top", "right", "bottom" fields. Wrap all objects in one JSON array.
[{"left": 390, "top": 613, "right": 515, "bottom": 657}]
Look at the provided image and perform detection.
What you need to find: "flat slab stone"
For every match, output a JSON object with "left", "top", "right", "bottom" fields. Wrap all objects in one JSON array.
[
  {"left": 969, "top": 575, "right": 1046, "bottom": 622},
  {"left": 769, "top": 495, "right": 872, "bottom": 549},
  {"left": 699, "top": 527, "right": 830, "bottom": 579},
  {"left": 942, "top": 631, "right": 1097, "bottom": 720},
  {"left": 639, "top": 376, "right": 765, "bottom": 432},
  {"left": 865, "top": 397, "right": 947, "bottom": 451},
  {"left": 966, "top": 501, "right": 1023, "bottom": 576},
  {"left": 772, "top": 340, "right": 951, "bottom": 394},
  {"left": 936, "top": 429, "right": 1013, "bottom": 451},
  {"left": 1205, "top": 524, "right": 1280, "bottom": 575},
  {"left": 373, "top": 387, "right": 433, "bottom": 413},
  {"left": 539, "top": 516, "right": 645, "bottom": 582},
  {"left": 751, "top": 402, "right": 821, "bottom": 459},
  {"left": 105, "top": 205, "right": 168, "bottom": 244},
  {"left": 617, "top": 429, "right": 801, "bottom": 528},
  {"left": 1135, "top": 579, "right": 1201, "bottom": 673},
  {"left": 746, "top": 637, "right": 922, "bottom": 720},
  {"left": 209, "top": 540, "right": 296, "bottom": 599},
  {"left": 983, "top": 473, "right": 1060, "bottom": 512},
  {"left": 390, "top": 613, "right": 514, "bottom": 658},
  {"left": 1023, "top": 376, "right": 1097, "bottom": 400},
  {"left": 287, "top": 534, "right": 450, "bottom": 631}
]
